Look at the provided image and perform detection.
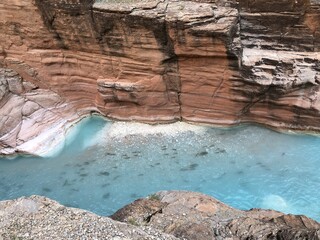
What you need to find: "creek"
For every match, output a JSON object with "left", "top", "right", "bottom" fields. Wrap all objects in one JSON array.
[{"left": 0, "top": 116, "right": 319, "bottom": 221}]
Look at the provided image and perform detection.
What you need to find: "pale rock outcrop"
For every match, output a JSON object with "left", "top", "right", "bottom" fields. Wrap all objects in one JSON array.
[
  {"left": 0, "top": 195, "right": 178, "bottom": 240},
  {"left": 0, "top": 68, "right": 80, "bottom": 156}
]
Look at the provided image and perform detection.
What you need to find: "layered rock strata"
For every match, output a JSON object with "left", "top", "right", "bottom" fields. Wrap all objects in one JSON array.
[
  {"left": 1, "top": 192, "right": 319, "bottom": 240},
  {"left": 239, "top": 0, "right": 320, "bottom": 130},
  {"left": 1, "top": 0, "right": 320, "bottom": 155}
]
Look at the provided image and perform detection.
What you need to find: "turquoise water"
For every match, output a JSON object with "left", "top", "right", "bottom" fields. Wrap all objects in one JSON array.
[{"left": 0, "top": 116, "right": 319, "bottom": 222}]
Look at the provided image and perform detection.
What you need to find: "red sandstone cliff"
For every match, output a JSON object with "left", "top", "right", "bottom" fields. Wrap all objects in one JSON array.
[{"left": 0, "top": 0, "right": 320, "bottom": 155}]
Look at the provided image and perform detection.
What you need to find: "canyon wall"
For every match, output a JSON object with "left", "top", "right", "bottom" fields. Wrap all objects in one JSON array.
[
  {"left": 239, "top": 0, "right": 320, "bottom": 130},
  {"left": 1, "top": 0, "right": 320, "bottom": 155}
]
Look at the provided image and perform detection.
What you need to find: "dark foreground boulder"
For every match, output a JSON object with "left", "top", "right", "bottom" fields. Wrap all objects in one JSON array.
[{"left": 111, "top": 191, "right": 320, "bottom": 240}]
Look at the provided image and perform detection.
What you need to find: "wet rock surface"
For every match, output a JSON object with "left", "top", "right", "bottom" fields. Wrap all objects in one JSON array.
[
  {"left": 1, "top": 0, "right": 320, "bottom": 153},
  {"left": 112, "top": 191, "right": 320, "bottom": 240}
]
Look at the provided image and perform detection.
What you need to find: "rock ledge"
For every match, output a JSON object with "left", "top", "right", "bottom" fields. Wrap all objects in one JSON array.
[{"left": 0, "top": 191, "right": 319, "bottom": 240}]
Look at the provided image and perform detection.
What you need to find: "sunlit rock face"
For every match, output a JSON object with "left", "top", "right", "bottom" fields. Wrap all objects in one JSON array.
[{"left": 1, "top": 0, "right": 320, "bottom": 155}]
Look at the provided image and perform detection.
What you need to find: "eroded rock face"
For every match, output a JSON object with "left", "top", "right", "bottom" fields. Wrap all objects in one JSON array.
[
  {"left": 239, "top": 0, "right": 320, "bottom": 130},
  {"left": 1, "top": 0, "right": 320, "bottom": 155},
  {"left": 0, "top": 68, "right": 80, "bottom": 156},
  {"left": 112, "top": 191, "right": 320, "bottom": 240}
]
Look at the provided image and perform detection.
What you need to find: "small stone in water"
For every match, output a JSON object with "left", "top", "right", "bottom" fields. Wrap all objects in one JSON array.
[
  {"left": 102, "top": 193, "right": 110, "bottom": 199},
  {"left": 113, "top": 175, "right": 120, "bottom": 180},
  {"left": 63, "top": 180, "right": 72, "bottom": 186},
  {"left": 106, "top": 152, "right": 116, "bottom": 156},
  {"left": 215, "top": 148, "right": 226, "bottom": 154},
  {"left": 236, "top": 170, "right": 244, "bottom": 175},
  {"left": 42, "top": 187, "right": 52, "bottom": 193},
  {"left": 180, "top": 163, "right": 199, "bottom": 171},
  {"left": 130, "top": 193, "right": 139, "bottom": 198},
  {"left": 99, "top": 171, "right": 110, "bottom": 176},
  {"left": 196, "top": 151, "right": 208, "bottom": 157}
]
